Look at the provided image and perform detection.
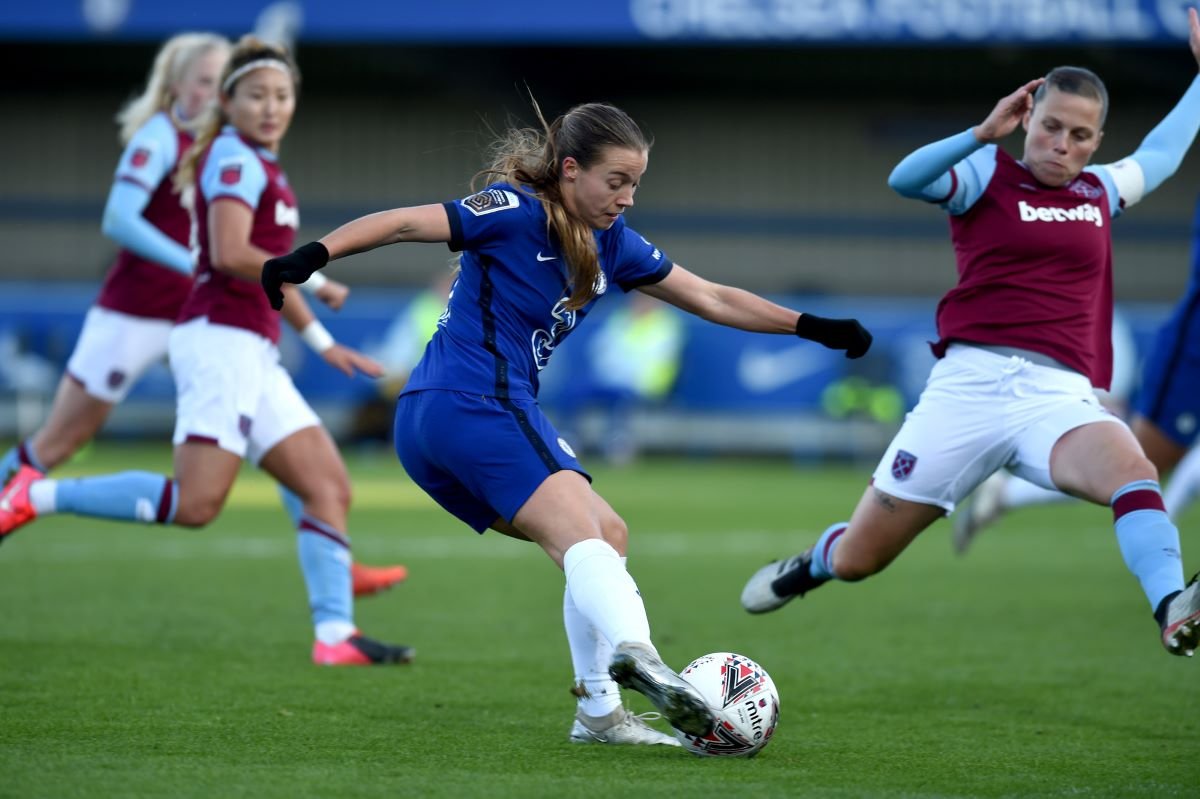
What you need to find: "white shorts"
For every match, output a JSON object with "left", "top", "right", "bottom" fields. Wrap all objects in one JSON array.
[
  {"left": 872, "top": 344, "right": 1125, "bottom": 514},
  {"left": 169, "top": 317, "right": 320, "bottom": 464},
  {"left": 65, "top": 306, "right": 173, "bottom": 403}
]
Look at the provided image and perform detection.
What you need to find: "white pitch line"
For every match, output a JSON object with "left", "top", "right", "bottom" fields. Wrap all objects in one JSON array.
[{"left": 0, "top": 529, "right": 799, "bottom": 564}]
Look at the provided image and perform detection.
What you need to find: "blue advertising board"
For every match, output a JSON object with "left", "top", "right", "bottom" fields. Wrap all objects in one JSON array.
[
  {"left": 3, "top": 1, "right": 1196, "bottom": 44},
  {"left": 0, "top": 283, "right": 1171, "bottom": 417}
]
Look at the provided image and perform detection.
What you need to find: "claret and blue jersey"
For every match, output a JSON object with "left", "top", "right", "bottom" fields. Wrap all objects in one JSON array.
[
  {"left": 401, "top": 183, "right": 673, "bottom": 401},
  {"left": 178, "top": 125, "right": 298, "bottom": 344}
]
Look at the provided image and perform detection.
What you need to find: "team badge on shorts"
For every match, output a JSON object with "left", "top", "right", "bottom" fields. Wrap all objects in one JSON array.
[
  {"left": 238, "top": 414, "right": 253, "bottom": 437},
  {"left": 106, "top": 369, "right": 126, "bottom": 390},
  {"left": 891, "top": 449, "right": 917, "bottom": 480}
]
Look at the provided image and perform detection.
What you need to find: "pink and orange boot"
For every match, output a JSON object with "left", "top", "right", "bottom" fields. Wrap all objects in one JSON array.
[
  {"left": 0, "top": 465, "right": 41, "bottom": 541},
  {"left": 312, "top": 632, "right": 415, "bottom": 666},
  {"left": 351, "top": 562, "right": 409, "bottom": 598}
]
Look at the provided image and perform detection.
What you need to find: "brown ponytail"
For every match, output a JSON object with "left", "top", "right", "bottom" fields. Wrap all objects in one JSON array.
[{"left": 476, "top": 100, "right": 650, "bottom": 310}]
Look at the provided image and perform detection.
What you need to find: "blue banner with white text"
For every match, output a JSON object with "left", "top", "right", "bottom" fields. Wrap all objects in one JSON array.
[{"left": 3, "top": 1, "right": 1196, "bottom": 44}]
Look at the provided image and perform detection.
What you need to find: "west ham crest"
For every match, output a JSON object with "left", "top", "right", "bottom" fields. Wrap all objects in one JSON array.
[{"left": 891, "top": 449, "right": 917, "bottom": 480}]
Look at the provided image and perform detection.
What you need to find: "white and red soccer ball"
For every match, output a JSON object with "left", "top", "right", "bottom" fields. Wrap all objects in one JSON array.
[{"left": 674, "top": 652, "right": 780, "bottom": 757}]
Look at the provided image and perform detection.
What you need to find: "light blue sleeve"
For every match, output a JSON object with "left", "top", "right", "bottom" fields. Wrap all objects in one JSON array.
[
  {"left": 887, "top": 128, "right": 996, "bottom": 215},
  {"left": 1089, "top": 74, "right": 1200, "bottom": 215},
  {"left": 112, "top": 113, "right": 177, "bottom": 191},
  {"left": 100, "top": 181, "right": 193, "bottom": 274},
  {"left": 1123, "top": 74, "right": 1200, "bottom": 194},
  {"left": 200, "top": 136, "right": 268, "bottom": 210}
]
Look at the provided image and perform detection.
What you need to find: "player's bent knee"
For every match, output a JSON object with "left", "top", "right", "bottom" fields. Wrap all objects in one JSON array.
[
  {"left": 172, "top": 495, "right": 225, "bottom": 528},
  {"left": 312, "top": 479, "right": 352, "bottom": 514},
  {"left": 600, "top": 514, "right": 629, "bottom": 555},
  {"left": 1111, "top": 456, "right": 1159, "bottom": 489}
]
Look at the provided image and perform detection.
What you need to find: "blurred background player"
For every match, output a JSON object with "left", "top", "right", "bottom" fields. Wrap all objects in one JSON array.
[
  {"left": 0, "top": 32, "right": 231, "bottom": 479},
  {"left": 261, "top": 100, "right": 872, "bottom": 743},
  {"left": 1129, "top": 190, "right": 1200, "bottom": 519},
  {"left": 742, "top": 21, "right": 1200, "bottom": 657},
  {"left": 0, "top": 31, "right": 406, "bottom": 598},
  {"left": 0, "top": 36, "right": 412, "bottom": 665},
  {"left": 554, "top": 292, "right": 685, "bottom": 465},
  {"left": 349, "top": 269, "right": 455, "bottom": 442}
]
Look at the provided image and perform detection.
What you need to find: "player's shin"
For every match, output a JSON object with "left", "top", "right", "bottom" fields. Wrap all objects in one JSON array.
[
  {"left": 564, "top": 583, "right": 622, "bottom": 718},
  {"left": 40, "top": 472, "right": 178, "bottom": 523},
  {"left": 1112, "top": 480, "right": 1185, "bottom": 609},
  {"left": 562, "top": 538, "right": 651, "bottom": 650},
  {"left": 0, "top": 441, "right": 45, "bottom": 481},
  {"left": 296, "top": 514, "right": 355, "bottom": 644},
  {"left": 809, "top": 522, "right": 848, "bottom": 580}
]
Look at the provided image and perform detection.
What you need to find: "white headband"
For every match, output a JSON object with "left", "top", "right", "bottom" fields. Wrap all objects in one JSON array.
[{"left": 222, "top": 58, "right": 292, "bottom": 93}]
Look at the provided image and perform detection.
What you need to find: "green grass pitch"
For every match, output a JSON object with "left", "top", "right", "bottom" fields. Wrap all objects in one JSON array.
[{"left": 1, "top": 446, "right": 1196, "bottom": 798}]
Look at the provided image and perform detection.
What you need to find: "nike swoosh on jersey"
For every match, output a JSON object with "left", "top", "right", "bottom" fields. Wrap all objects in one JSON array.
[{"left": 536, "top": 252, "right": 557, "bottom": 261}]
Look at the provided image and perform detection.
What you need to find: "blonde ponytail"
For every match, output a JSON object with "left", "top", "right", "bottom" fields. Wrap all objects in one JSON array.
[{"left": 173, "top": 112, "right": 223, "bottom": 200}]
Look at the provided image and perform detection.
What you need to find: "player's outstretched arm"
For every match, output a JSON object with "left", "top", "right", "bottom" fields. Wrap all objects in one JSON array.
[
  {"left": 1110, "top": 9, "right": 1200, "bottom": 201},
  {"left": 322, "top": 203, "right": 452, "bottom": 257},
  {"left": 263, "top": 204, "right": 451, "bottom": 310},
  {"left": 637, "top": 263, "right": 872, "bottom": 359}
]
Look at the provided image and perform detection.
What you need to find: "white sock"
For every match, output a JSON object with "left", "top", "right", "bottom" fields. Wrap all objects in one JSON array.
[
  {"left": 1003, "top": 477, "right": 1069, "bottom": 510},
  {"left": 29, "top": 479, "right": 58, "bottom": 515},
  {"left": 1164, "top": 444, "right": 1200, "bottom": 521},
  {"left": 564, "top": 585, "right": 622, "bottom": 717},
  {"left": 314, "top": 620, "right": 356, "bottom": 646},
  {"left": 563, "top": 538, "right": 651, "bottom": 652}
]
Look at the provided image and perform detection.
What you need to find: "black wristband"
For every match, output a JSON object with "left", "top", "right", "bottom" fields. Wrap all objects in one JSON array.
[
  {"left": 297, "top": 240, "right": 330, "bottom": 270},
  {"left": 794, "top": 313, "right": 828, "bottom": 340}
]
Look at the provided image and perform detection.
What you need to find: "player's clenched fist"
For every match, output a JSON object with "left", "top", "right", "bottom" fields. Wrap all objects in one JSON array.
[
  {"left": 795, "top": 314, "right": 873, "bottom": 359},
  {"left": 262, "top": 240, "right": 330, "bottom": 310}
]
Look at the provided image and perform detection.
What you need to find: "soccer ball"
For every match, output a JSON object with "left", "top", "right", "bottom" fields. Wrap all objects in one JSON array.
[{"left": 674, "top": 652, "right": 780, "bottom": 757}]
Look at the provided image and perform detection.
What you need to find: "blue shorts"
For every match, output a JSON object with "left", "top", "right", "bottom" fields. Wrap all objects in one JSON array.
[
  {"left": 1135, "top": 292, "right": 1200, "bottom": 447},
  {"left": 394, "top": 389, "right": 590, "bottom": 533}
]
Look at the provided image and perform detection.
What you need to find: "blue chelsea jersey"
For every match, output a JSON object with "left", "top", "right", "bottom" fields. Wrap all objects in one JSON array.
[{"left": 401, "top": 183, "right": 674, "bottom": 401}]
